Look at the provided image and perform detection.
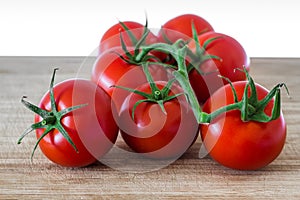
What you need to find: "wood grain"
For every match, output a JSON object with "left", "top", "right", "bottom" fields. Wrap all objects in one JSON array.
[{"left": 0, "top": 57, "right": 299, "bottom": 199}]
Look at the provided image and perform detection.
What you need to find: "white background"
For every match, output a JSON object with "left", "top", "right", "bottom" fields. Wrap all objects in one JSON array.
[{"left": 0, "top": 0, "right": 299, "bottom": 57}]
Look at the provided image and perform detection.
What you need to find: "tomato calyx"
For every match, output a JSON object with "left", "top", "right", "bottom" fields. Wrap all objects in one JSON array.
[
  {"left": 118, "top": 21, "right": 139, "bottom": 47},
  {"left": 113, "top": 63, "right": 182, "bottom": 120},
  {"left": 186, "top": 23, "right": 221, "bottom": 74},
  {"left": 237, "top": 69, "right": 289, "bottom": 122},
  {"left": 18, "top": 68, "right": 87, "bottom": 160},
  {"left": 207, "top": 68, "right": 289, "bottom": 123},
  {"left": 118, "top": 16, "right": 151, "bottom": 49},
  {"left": 112, "top": 19, "right": 162, "bottom": 66}
]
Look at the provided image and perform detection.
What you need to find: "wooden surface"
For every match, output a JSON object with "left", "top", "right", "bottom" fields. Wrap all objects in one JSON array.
[{"left": 0, "top": 57, "right": 299, "bottom": 199}]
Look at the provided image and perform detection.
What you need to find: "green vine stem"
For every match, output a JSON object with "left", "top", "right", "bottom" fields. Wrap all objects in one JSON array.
[
  {"left": 134, "top": 42, "right": 208, "bottom": 122},
  {"left": 135, "top": 41, "right": 287, "bottom": 124},
  {"left": 109, "top": 21, "right": 288, "bottom": 124}
]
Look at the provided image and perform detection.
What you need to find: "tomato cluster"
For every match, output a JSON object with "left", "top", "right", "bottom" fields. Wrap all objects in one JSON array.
[{"left": 20, "top": 14, "right": 287, "bottom": 171}]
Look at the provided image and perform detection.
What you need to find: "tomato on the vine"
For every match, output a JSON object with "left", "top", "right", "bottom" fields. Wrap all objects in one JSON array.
[
  {"left": 19, "top": 14, "right": 289, "bottom": 172},
  {"left": 188, "top": 31, "right": 250, "bottom": 103},
  {"left": 20, "top": 70, "right": 119, "bottom": 167},
  {"left": 200, "top": 81, "right": 286, "bottom": 170},
  {"left": 117, "top": 81, "right": 199, "bottom": 159},
  {"left": 99, "top": 21, "right": 158, "bottom": 54}
]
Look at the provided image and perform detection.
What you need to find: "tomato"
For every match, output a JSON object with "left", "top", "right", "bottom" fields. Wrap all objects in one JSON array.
[
  {"left": 188, "top": 32, "right": 250, "bottom": 103},
  {"left": 200, "top": 81, "right": 286, "bottom": 170},
  {"left": 91, "top": 47, "right": 171, "bottom": 110},
  {"left": 158, "top": 14, "right": 214, "bottom": 44},
  {"left": 117, "top": 81, "right": 199, "bottom": 159},
  {"left": 35, "top": 79, "right": 119, "bottom": 167},
  {"left": 99, "top": 21, "right": 158, "bottom": 54}
]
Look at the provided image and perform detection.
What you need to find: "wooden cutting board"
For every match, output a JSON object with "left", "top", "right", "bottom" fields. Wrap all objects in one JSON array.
[{"left": 0, "top": 57, "right": 299, "bottom": 199}]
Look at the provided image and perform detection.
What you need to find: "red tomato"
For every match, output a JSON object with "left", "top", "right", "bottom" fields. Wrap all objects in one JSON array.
[
  {"left": 158, "top": 14, "right": 214, "bottom": 44},
  {"left": 200, "top": 81, "right": 286, "bottom": 170},
  {"left": 35, "top": 79, "right": 119, "bottom": 167},
  {"left": 91, "top": 47, "right": 171, "bottom": 110},
  {"left": 117, "top": 81, "right": 199, "bottom": 159},
  {"left": 188, "top": 32, "right": 250, "bottom": 103},
  {"left": 99, "top": 21, "right": 158, "bottom": 54}
]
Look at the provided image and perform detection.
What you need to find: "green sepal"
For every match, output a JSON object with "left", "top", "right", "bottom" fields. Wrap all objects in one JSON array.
[
  {"left": 202, "top": 36, "right": 223, "bottom": 50},
  {"left": 245, "top": 69, "right": 259, "bottom": 105},
  {"left": 118, "top": 19, "right": 157, "bottom": 65},
  {"left": 180, "top": 23, "right": 223, "bottom": 76},
  {"left": 18, "top": 121, "right": 47, "bottom": 144},
  {"left": 160, "top": 27, "right": 173, "bottom": 44},
  {"left": 191, "top": 22, "right": 203, "bottom": 56},
  {"left": 241, "top": 83, "right": 250, "bottom": 121},
  {"left": 49, "top": 68, "right": 59, "bottom": 113},
  {"left": 31, "top": 126, "right": 53, "bottom": 161},
  {"left": 56, "top": 123, "right": 78, "bottom": 153},
  {"left": 118, "top": 21, "right": 138, "bottom": 45},
  {"left": 21, "top": 96, "right": 50, "bottom": 118},
  {"left": 142, "top": 63, "right": 161, "bottom": 94},
  {"left": 270, "top": 85, "right": 282, "bottom": 120},
  {"left": 218, "top": 75, "right": 238, "bottom": 103},
  {"left": 119, "top": 31, "right": 134, "bottom": 60},
  {"left": 112, "top": 85, "right": 153, "bottom": 100},
  {"left": 131, "top": 99, "right": 153, "bottom": 120},
  {"left": 157, "top": 100, "right": 167, "bottom": 115},
  {"left": 57, "top": 103, "right": 88, "bottom": 118},
  {"left": 134, "top": 26, "right": 150, "bottom": 54}
]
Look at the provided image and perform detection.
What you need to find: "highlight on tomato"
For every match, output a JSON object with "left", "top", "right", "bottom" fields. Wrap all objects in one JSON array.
[{"left": 18, "top": 69, "right": 119, "bottom": 167}]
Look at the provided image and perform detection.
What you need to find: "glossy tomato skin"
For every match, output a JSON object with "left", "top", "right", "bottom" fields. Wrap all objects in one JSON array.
[
  {"left": 117, "top": 81, "right": 199, "bottom": 159},
  {"left": 35, "top": 79, "right": 119, "bottom": 167},
  {"left": 188, "top": 32, "right": 250, "bottom": 104},
  {"left": 200, "top": 81, "right": 286, "bottom": 170},
  {"left": 99, "top": 21, "right": 158, "bottom": 54},
  {"left": 158, "top": 14, "right": 214, "bottom": 44},
  {"left": 91, "top": 47, "right": 171, "bottom": 110}
]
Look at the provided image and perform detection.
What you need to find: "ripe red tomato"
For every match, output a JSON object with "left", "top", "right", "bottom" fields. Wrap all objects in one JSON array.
[
  {"left": 99, "top": 21, "right": 158, "bottom": 54},
  {"left": 91, "top": 47, "right": 171, "bottom": 110},
  {"left": 35, "top": 79, "right": 119, "bottom": 167},
  {"left": 200, "top": 81, "right": 286, "bottom": 170},
  {"left": 188, "top": 32, "right": 250, "bottom": 103},
  {"left": 158, "top": 14, "right": 214, "bottom": 44},
  {"left": 117, "top": 81, "right": 199, "bottom": 159}
]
